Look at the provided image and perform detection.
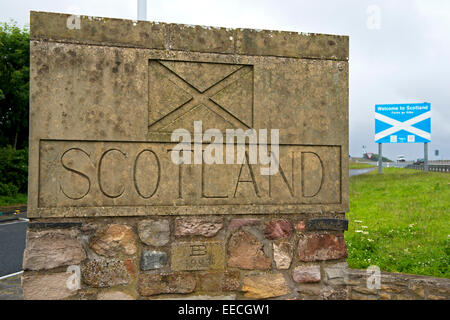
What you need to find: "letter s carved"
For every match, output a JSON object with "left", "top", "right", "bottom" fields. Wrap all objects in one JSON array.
[{"left": 60, "top": 148, "right": 91, "bottom": 200}]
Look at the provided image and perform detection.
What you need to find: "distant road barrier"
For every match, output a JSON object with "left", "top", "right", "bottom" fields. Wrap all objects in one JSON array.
[
  {"left": 429, "top": 160, "right": 450, "bottom": 165},
  {"left": 406, "top": 164, "right": 450, "bottom": 173}
]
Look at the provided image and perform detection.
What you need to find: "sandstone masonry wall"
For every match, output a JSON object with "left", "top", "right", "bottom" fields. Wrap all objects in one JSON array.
[
  {"left": 22, "top": 215, "right": 350, "bottom": 300},
  {"left": 347, "top": 269, "right": 450, "bottom": 300}
]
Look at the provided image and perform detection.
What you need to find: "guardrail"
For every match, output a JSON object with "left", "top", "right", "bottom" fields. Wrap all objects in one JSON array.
[
  {"left": 429, "top": 160, "right": 450, "bottom": 165},
  {"left": 406, "top": 164, "right": 450, "bottom": 173}
]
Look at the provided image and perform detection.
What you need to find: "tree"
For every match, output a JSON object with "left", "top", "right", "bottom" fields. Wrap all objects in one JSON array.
[{"left": 0, "top": 21, "right": 29, "bottom": 149}]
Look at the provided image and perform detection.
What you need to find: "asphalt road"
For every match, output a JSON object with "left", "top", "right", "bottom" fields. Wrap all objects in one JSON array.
[{"left": 0, "top": 221, "right": 27, "bottom": 277}]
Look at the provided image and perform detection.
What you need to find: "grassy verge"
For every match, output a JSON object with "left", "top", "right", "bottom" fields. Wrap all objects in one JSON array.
[
  {"left": 346, "top": 168, "right": 450, "bottom": 278},
  {"left": 0, "top": 193, "right": 27, "bottom": 207},
  {"left": 349, "top": 163, "right": 377, "bottom": 169}
]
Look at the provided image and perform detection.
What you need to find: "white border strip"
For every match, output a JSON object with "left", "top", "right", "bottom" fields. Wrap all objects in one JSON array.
[{"left": 0, "top": 270, "right": 23, "bottom": 281}]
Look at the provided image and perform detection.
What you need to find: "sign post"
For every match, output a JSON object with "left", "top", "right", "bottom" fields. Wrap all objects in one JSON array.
[
  {"left": 378, "top": 143, "right": 383, "bottom": 174},
  {"left": 137, "top": 0, "right": 147, "bottom": 21},
  {"left": 375, "top": 102, "right": 431, "bottom": 173}
]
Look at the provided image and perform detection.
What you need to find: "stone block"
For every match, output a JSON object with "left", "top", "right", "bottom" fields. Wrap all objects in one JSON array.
[
  {"left": 228, "top": 218, "right": 261, "bottom": 231},
  {"left": 29, "top": 12, "right": 349, "bottom": 219},
  {"left": 141, "top": 250, "right": 167, "bottom": 270},
  {"left": 138, "top": 219, "right": 170, "bottom": 246},
  {"left": 81, "top": 259, "right": 133, "bottom": 288},
  {"left": 227, "top": 230, "right": 270, "bottom": 270},
  {"left": 23, "top": 229, "right": 86, "bottom": 270},
  {"left": 306, "top": 218, "right": 348, "bottom": 231},
  {"left": 292, "top": 265, "right": 321, "bottom": 283},
  {"left": 175, "top": 217, "right": 223, "bottom": 237},
  {"left": 198, "top": 271, "right": 240, "bottom": 292},
  {"left": 273, "top": 242, "right": 293, "bottom": 270},
  {"left": 297, "top": 233, "right": 347, "bottom": 261},
  {"left": 138, "top": 272, "right": 196, "bottom": 296},
  {"left": 264, "top": 219, "right": 293, "bottom": 240},
  {"left": 97, "top": 291, "right": 135, "bottom": 300},
  {"left": 242, "top": 273, "right": 290, "bottom": 299},
  {"left": 89, "top": 224, "right": 137, "bottom": 257},
  {"left": 22, "top": 272, "right": 78, "bottom": 300},
  {"left": 324, "top": 262, "right": 348, "bottom": 281},
  {"left": 171, "top": 241, "right": 225, "bottom": 271}
]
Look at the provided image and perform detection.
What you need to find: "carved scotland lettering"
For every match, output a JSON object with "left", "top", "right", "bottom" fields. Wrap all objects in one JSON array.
[{"left": 38, "top": 140, "right": 341, "bottom": 215}]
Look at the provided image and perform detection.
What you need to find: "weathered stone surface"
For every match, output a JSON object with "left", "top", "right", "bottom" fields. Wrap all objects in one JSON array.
[
  {"left": 352, "top": 286, "right": 377, "bottom": 295},
  {"left": 427, "top": 294, "right": 447, "bottom": 300},
  {"left": 171, "top": 242, "right": 225, "bottom": 271},
  {"left": 324, "top": 262, "right": 348, "bottom": 281},
  {"left": 296, "top": 284, "right": 323, "bottom": 297},
  {"left": 242, "top": 273, "right": 290, "bottom": 299},
  {"left": 351, "top": 291, "right": 377, "bottom": 300},
  {"left": 97, "top": 291, "right": 135, "bottom": 300},
  {"left": 124, "top": 258, "right": 137, "bottom": 278},
  {"left": 409, "top": 284, "right": 425, "bottom": 298},
  {"left": 23, "top": 229, "right": 86, "bottom": 270},
  {"left": 380, "top": 284, "right": 403, "bottom": 294},
  {"left": 198, "top": 271, "right": 240, "bottom": 292},
  {"left": 141, "top": 250, "right": 167, "bottom": 270},
  {"left": 82, "top": 259, "right": 133, "bottom": 288},
  {"left": 227, "top": 231, "right": 270, "bottom": 270},
  {"left": 228, "top": 218, "right": 261, "bottom": 231},
  {"left": 29, "top": 13, "right": 349, "bottom": 219},
  {"left": 297, "top": 233, "right": 347, "bottom": 261},
  {"left": 22, "top": 272, "right": 78, "bottom": 300},
  {"left": 379, "top": 292, "right": 392, "bottom": 300},
  {"left": 273, "top": 242, "right": 293, "bottom": 270},
  {"left": 89, "top": 224, "right": 137, "bottom": 257},
  {"left": 28, "top": 222, "right": 82, "bottom": 230},
  {"left": 321, "top": 287, "right": 348, "bottom": 300},
  {"left": 138, "top": 272, "right": 196, "bottom": 296},
  {"left": 264, "top": 220, "right": 293, "bottom": 240},
  {"left": 138, "top": 219, "right": 170, "bottom": 246},
  {"left": 30, "top": 12, "right": 349, "bottom": 60},
  {"left": 175, "top": 217, "right": 223, "bottom": 237},
  {"left": 306, "top": 218, "right": 349, "bottom": 231},
  {"left": 295, "top": 221, "right": 306, "bottom": 232},
  {"left": 292, "top": 266, "right": 321, "bottom": 283}
]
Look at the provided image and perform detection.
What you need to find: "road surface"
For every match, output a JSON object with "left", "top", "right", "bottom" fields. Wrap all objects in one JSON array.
[{"left": 0, "top": 220, "right": 27, "bottom": 277}]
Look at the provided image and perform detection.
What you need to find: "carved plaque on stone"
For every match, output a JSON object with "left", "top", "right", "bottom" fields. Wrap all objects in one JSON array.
[{"left": 171, "top": 242, "right": 225, "bottom": 271}]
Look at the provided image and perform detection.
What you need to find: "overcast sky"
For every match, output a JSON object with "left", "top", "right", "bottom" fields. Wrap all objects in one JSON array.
[{"left": 2, "top": 0, "right": 449, "bottom": 161}]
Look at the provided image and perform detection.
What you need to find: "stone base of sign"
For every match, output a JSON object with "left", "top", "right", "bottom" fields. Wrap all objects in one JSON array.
[{"left": 21, "top": 215, "right": 353, "bottom": 300}]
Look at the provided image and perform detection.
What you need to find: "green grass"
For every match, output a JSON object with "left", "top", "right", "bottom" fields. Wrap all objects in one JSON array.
[
  {"left": 0, "top": 193, "right": 27, "bottom": 207},
  {"left": 346, "top": 168, "right": 450, "bottom": 278},
  {"left": 349, "top": 163, "right": 377, "bottom": 169}
]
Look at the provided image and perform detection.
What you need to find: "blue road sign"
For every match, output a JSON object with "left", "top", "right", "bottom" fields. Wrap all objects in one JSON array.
[{"left": 375, "top": 103, "right": 431, "bottom": 143}]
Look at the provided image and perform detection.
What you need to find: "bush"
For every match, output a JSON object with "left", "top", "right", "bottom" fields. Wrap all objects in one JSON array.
[{"left": 0, "top": 147, "right": 28, "bottom": 196}]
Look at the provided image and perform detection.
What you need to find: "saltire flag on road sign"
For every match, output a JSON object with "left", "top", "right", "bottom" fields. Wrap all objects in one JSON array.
[{"left": 375, "top": 103, "right": 431, "bottom": 143}]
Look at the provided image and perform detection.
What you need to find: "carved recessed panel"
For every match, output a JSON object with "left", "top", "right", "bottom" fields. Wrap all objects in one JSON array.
[
  {"left": 37, "top": 140, "right": 342, "bottom": 216},
  {"left": 148, "top": 60, "right": 254, "bottom": 140}
]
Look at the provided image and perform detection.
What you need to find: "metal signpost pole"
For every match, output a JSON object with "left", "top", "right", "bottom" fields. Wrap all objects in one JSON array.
[
  {"left": 138, "top": 0, "right": 147, "bottom": 21},
  {"left": 378, "top": 143, "right": 383, "bottom": 174},
  {"left": 424, "top": 142, "right": 429, "bottom": 172}
]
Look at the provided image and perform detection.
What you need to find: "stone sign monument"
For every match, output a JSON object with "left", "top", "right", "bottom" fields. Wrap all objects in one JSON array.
[{"left": 23, "top": 11, "right": 349, "bottom": 300}]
